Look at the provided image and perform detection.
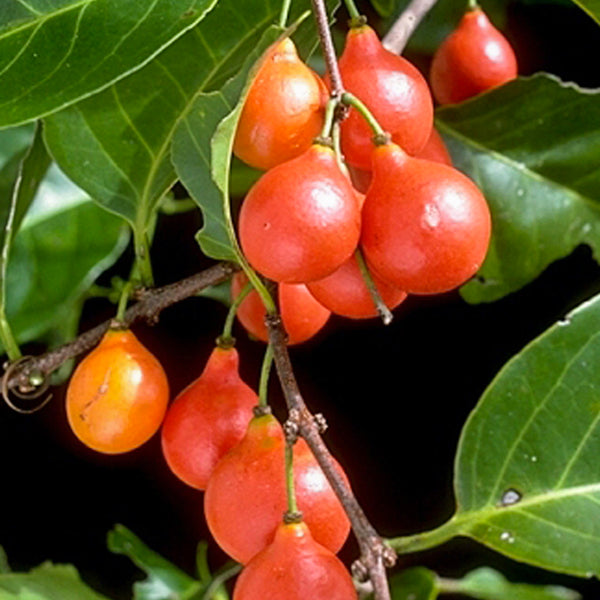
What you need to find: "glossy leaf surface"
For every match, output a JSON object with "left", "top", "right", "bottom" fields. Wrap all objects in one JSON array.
[
  {"left": 452, "top": 293, "right": 600, "bottom": 575},
  {"left": 0, "top": 0, "right": 217, "bottom": 128},
  {"left": 434, "top": 75, "right": 600, "bottom": 303}
]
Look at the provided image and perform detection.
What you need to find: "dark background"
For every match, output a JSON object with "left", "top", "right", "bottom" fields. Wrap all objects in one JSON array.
[{"left": 2, "top": 1, "right": 600, "bottom": 599}]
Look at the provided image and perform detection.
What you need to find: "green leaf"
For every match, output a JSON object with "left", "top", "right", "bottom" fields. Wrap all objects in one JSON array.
[
  {"left": 390, "top": 293, "right": 600, "bottom": 577},
  {"left": 0, "top": 0, "right": 218, "bottom": 129},
  {"left": 0, "top": 562, "right": 111, "bottom": 600},
  {"left": 0, "top": 123, "right": 51, "bottom": 358},
  {"left": 389, "top": 567, "right": 438, "bottom": 600},
  {"left": 371, "top": 0, "right": 398, "bottom": 18},
  {"left": 43, "top": 0, "right": 332, "bottom": 243},
  {"left": 443, "top": 567, "right": 581, "bottom": 600},
  {"left": 3, "top": 170, "right": 129, "bottom": 349},
  {"left": 571, "top": 0, "right": 600, "bottom": 24},
  {"left": 107, "top": 524, "right": 201, "bottom": 600},
  {"left": 433, "top": 74, "right": 600, "bottom": 303}
]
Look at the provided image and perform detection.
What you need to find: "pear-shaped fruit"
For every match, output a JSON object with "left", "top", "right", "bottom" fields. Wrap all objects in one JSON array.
[
  {"left": 361, "top": 142, "right": 491, "bottom": 294},
  {"left": 161, "top": 345, "right": 257, "bottom": 490},
  {"left": 234, "top": 38, "right": 328, "bottom": 171},
  {"left": 430, "top": 7, "right": 518, "bottom": 105},
  {"left": 335, "top": 24, "right": 433, "bottom": 170},
  {"left": 239, "top": 143, "right": 361, "bottom": 283},
  {"left": 233, "top": 520, "right": 356, "bottom": 600},
  {"left": 66, "top": 328, "right": 169, "bottom": 454},
  {"left": 204, "top": 413, "right": 350, "bottom": 564}
]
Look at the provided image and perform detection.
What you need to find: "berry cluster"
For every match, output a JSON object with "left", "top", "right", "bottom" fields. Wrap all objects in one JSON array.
[
  {"left": 63, "top": 5, "right": 518, "bottom": 598},
  {"left": 232, "top": 6, "right": 516, "bottom": 345}
]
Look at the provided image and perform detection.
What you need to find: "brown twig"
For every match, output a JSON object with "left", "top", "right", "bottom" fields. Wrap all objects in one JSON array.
[
  {"left": 381, "top": 0, "right": 440, "bottom": 55},
  {"left": 266, "top": 313, "right": 395, "bottom": 600},
  {"left": 3, "top": 261, "right": 239, "bottom": 394},
  {"left": 311, "top": 0, "right": 344, "bottom": 97}
]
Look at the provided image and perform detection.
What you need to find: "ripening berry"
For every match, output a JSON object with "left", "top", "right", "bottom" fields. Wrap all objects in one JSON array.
[
  {"left": 361, "top": 142, "right": 491, "bottom": 294},
  {"left": 239, "top": 143, "right": 361, "bottom": 283},
  {"left": 233, "top": 38, "right": 328, "bottom": 170},
  {"left": 430, "top": 7, "right": 518, "bottom": 104},
  {"left": 161, "top": 345, "right": 257, "bottom": 490},
  {"left": 66, "top": 328, "right": 169, "bottom": 454},
  {"left": 334, "top": 24, "right": 434, "bottom": 170},
  {"left": 204, "top": 413, "right": 350, "bottom": 564},
  {"left": 233, "top": 520, "right": 356, "bottom": 600}
]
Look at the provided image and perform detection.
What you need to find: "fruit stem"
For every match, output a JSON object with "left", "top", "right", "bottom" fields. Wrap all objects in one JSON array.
[
  {"left": 319, "top": 97, "right": 339, "bottom": 140},
  {"left": 355, "top": 249, "right": 394, "bottom": 325},
  {"left": 116, "top": 280, "right": 133, "bottom": 324},
  {"left": 219, "top": 280, "right": 253, "bottom": 346},
  {"left": 278, "top": 0, "right": 292, "bottom": 28},
  {"left": 285, "top": 439, "right": 300, "bottom": 515},
  {"left": 467, "top": 0, "right": 480, "bottom": 10},
  {"left": 332, "top": 122, "right": 346, "bottom": 173},
  {"left": 343, "top": 0, "right": 362, "bottom": 21},
  {"left": 311, "top": 0, "right": 344, "bottom": 97},
  {"left": 258, "top": 343, "right": 274, "bottom": 407},
  {"left": 133, "top": 227, "right": 154, "bottom": 288},
  {"left": 341, "top": 92, "right": 386, "bottom": 137}
]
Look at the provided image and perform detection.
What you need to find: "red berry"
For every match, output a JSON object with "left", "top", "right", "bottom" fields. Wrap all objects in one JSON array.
[
  {"left": 361, "top": 142, "right": 491, "bottom": 294},
  {"left": 233, "top": 520, "right": 356, "bottom": 600},
  {"left": 204, "top": 413, "right": 350, "bottom": 564},
  {"left": 233, "top": 38, "right": 328, "bottom": 170},
  {"left": 334, "top": 24, "right": 433, "bottom": 170},
  {"left": 430, "top": 7, "right": 518, "bottom": 105},
  {"left": 66, "top": 328, "right": 169, "bottom": 454},
  {"left": 307, "top": 254, "right": 407, "bottom": 319},
  {"left": 231, "top": 272, "right": 330, "bottom": 345},
  {"left": 239, "top": 144, "right": 361, "bottom": 283},
  {"left": 417, "top": 127, "right": 453, "bottom": 166},
  {"left": 161, "top": 345, "right": 257, "bottom": 490}
]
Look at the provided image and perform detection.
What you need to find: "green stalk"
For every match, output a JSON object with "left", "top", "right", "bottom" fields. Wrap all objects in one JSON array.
[
  {"left": 467, "top": 0, "right": 480, "bottom": 10},
  {"left": 285, "top": 440, "right": 299, "bottom": 514},
  {"left": 386, "top": 517, "right": 463, "bottom": 554},
  {"left": 319, "top": 97, "right": 339, "bottom": 141},
  {"left": 279, "top": 0, "right": 293, "bottom": 28},
  {"left": 219, "top": 280, "right": 253, "bottom": 346},
  {"left": 258, "top": 343, "right": 274, "bottom": 408},
  {"left": 116, "top": 281, "right": 133, "bottom": 324},
  {"left": 355, "top": 249, "right": 393, "bottom": 325},
  {"left": 341, "top": 92, "right": 386, "bottom": 138},
  {"left": 343, "top": 0, "right": 361, "bottom": 20},
  {"left": 133, "top": 227, "right": 154, "bottom": 288}
]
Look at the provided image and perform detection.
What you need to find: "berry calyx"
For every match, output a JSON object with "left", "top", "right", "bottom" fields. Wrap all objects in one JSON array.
[
  {"left": 65, "top": 328, "right": 169, "bottom": 454},
  {"left": 429, "top": 7, "right": 518, "bottom": 105},
  {"left": 233, "top": 520, "right": 356, "bottom": 600},
  {"left": 238, "top": 143, "right": 361, "bottom": 283},
  {"left": 307, "top": 254, "right": 407, "bottom": 319},
  {"left": 204, "top": 413, "right": 350, "bottom": 564},
  {"left": 231, "top": 272, "right": 331, "bottom": 345},
  {"left": 361, "top": 142, "right": 491, "bottom": 294},
  {"left": 233, "top": 38, "right": 328, "bottom": 171},
  {"left": 160, "top": 345, "right": 257, "bottom": 490},
  {"left": 334, "top": 24, "right": 433, "bottom": 170}
]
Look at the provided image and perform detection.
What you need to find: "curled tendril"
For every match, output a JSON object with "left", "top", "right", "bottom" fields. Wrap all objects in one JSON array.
[{"left": 1, "top": 356, "right": 53, "bottom": 414}]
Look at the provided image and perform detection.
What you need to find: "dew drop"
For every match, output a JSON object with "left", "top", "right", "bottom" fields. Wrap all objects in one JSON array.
[
  {"left": 557, "top": 317, "right": 571, "bottom": 327},
  {"left": 500, "top": 488, "right": 522, "bottom": 506},
  {"left": 500, "top": 531, "right": 514, "bottom": 543},
  {"left": 531, "top": 455, "right": 538, "bottom": 462},
  {"left": 516, "top": 188, "right": 524, "bottom": 197}
]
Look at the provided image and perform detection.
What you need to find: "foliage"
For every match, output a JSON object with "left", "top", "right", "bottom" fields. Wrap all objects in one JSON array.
[{"left": 0, "top": 0, "right": 599, "bottom": 599}]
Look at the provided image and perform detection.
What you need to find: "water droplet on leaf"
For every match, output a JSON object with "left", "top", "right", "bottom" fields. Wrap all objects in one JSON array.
[{"left": 500, "top": 488, "right": 522, "bottom": 506}]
